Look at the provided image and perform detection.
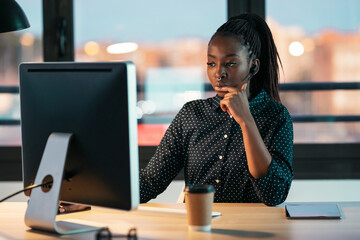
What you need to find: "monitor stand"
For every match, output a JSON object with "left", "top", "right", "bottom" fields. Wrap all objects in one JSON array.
[{"left": 24, "top": 133, "right": 103, "bottom": 234}]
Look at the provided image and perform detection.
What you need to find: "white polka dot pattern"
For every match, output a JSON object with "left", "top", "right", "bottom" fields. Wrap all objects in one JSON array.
[{"left": 140, "top": 89, "right": 293, "bottom": 206}]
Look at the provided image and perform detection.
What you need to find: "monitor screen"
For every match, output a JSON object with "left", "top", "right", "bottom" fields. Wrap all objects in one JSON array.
[{"left": 19, "top": 62, "right": 139, "bottom": 211}]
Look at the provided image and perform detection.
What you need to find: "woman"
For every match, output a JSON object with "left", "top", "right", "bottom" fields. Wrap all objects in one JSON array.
[
  {"left": 59, "top": 13, "right": 293, "bottom": 213},
  {"left": 140, "top": 13, "right": 293, "bottom": 206}
]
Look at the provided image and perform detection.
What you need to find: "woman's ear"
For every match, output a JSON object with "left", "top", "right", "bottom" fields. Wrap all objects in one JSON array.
[
  {"left": 250, "top": 59, "right": 260, "bottom": 76},
  {"left": 250, "top": 64, "right": 258, "bottom": 74}
]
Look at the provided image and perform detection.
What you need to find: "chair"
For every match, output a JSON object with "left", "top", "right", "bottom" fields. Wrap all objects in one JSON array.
[{"left": 176, "top": 184, "right": 185, "bottom": 203}]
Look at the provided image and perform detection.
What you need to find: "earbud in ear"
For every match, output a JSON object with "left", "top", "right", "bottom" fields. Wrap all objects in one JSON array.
[{"left": 250, "top": 64, "right": 258, "bottom": 74}]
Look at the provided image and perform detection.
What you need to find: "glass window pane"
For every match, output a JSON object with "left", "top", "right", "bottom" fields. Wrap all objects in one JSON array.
[
  {"left": 266, "top": 0, "right": 360, "bottom": 83},
  {"left": 0, "top": 0, "right": 42, "bottom": 85},
  {"left": 294, "top": 122, "right": 360, "bottom": 143},
  {"left": 267, "top": 0, "right": 360, "bottom": 143},
  {"left": 74, "top": 0, "right": 226, "bottom": 145},
  {"left": 0, "top": 0, "right": 42, "bottom": 146}
]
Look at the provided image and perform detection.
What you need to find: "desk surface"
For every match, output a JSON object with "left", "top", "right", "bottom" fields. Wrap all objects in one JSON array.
[{"left": 0, "top": 202, "right": 359, "bottom": 240}]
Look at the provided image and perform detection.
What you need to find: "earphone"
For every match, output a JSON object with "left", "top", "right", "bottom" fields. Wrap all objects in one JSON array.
[{"left": 250, "top": 64, "right": 258, "bottom": 75}]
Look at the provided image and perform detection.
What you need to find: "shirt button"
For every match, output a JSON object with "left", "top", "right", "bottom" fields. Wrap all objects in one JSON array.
[
  {"left": 215, "top": 179, "right": 220, "bottom": 183},
  {"left": 224, "top": 134, "right": 228, "bottom": 139},
  {"left": 230, "top": 115, "right": 233, "bottom": 118},
  {"left": 219, "top": 155, "right": 223, "bottom": 160}
]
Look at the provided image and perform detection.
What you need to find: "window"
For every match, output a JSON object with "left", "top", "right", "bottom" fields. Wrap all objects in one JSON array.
[
  {"left": 0, "top": 0, "right": 42, "bottom": 145},
  {"left": 74, "top": 0, "right": 226, "bottom": 145},
  {"left": 266, "top": 0, "right": 360, "bottom": 143}
]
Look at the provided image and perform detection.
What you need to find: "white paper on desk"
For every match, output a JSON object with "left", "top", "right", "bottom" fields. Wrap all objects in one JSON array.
[{"left": 134, "top": 206, "right": 221, "bottom": 218}]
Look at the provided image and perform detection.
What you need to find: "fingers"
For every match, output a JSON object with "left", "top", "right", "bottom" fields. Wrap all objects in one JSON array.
[
  {"left": 220, "top": 102, "right": 229, "bottom": 113},
  {"left": 220, "top": 91, "right": 237, "bottom": 113},
  {"left": 215, "top": 81, "right": 250, "bottom": 93},
  {"left": 219, "top": 87, "right": 249, "bottom": 118},
  {"left": 220, "top": 93, "right": 238, "bottom": 116},
  {"left": 58, "top": 203, "right": 91, "bottom": 214},
  {"left": 220, "top": 104, "right": 232, "bottom": 117},
  {"left": 214, "top": 86, "right": 238, "bottom": 93}
]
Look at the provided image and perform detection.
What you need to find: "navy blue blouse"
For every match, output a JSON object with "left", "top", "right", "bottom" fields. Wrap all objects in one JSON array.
[{"left": 140, "top": 90, "right": 293, "bottom": 206}]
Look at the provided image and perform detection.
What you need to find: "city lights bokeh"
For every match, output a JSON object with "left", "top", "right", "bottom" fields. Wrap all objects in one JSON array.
[
  {"left": 289, "top": 41, "right": 305, "bottom": 56},
  {"left": 107, "top": 42, "right": 138, "bottom": 54},
  {"left": 1, "top": 0, "right": 360, "bottom": 145}
]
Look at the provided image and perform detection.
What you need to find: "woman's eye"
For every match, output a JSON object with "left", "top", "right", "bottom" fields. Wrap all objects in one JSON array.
[
  {"left": 226, "top": 62, "right": 237, "bottom": 67},
  {"left": 207, "top": 62, "right": 216, "bottom": 67}
]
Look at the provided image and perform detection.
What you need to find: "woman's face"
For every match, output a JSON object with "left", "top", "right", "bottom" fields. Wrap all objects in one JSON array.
[{"left": 207, "top": 35, "right": 252, "bottom": 98}]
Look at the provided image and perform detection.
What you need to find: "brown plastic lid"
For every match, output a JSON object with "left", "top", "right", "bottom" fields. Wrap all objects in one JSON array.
[{"left": 185, "top": 184, "right": 215, "bottom": 194}]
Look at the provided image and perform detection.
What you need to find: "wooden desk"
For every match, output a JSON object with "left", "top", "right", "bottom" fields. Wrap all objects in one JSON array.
[{"left": 0, "top": 202, "right": 359, "bottom": 240}]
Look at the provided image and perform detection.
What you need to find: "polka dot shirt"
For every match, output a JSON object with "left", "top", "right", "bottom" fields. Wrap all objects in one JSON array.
[{"left": 140, "top": 89, "right": 293, "bottom": 206}]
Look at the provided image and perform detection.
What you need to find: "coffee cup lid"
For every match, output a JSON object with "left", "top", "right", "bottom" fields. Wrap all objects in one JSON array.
[{"left": 185, "top": 184, "right": 215, "bottom": 194}]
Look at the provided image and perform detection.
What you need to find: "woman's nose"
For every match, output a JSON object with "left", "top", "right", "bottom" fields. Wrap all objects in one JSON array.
[
  {"left": 215, "top": 68, "right": 226, "bottom": 80},
  {"left": 215, "top": 66, "right": 224, "bottom": 78}
]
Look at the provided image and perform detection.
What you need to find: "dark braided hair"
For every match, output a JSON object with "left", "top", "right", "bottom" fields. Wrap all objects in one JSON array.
[{"left": 210, "top": 13, "right": 282, "bottom": 102}]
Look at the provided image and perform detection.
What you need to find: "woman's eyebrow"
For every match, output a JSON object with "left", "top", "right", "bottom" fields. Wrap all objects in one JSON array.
[
  {"left": 225, "top": 53, "right": 240, "bottom": 58},
  {"left": 207, "top": 53, "right": 240, "bottom": 58}
]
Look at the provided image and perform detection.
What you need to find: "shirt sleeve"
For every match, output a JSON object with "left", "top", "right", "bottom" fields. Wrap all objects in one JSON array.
[
  {"left": 250, "top": 107, "right": 294, "bottom": 206},
  {"left": 139, "top": 105, "right": 187, "bottom": 203}
]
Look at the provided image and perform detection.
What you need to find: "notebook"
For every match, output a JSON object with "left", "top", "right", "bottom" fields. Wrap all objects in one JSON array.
[{"left": 285, "top": 203, "right": 341, "bottom": 219}]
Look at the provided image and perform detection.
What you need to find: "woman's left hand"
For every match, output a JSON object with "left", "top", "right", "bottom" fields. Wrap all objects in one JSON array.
[{"left": 215, "top": 84, "right": 251, "bottom": 125}]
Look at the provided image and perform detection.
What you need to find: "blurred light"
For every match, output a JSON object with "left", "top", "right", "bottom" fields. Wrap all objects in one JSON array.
[
  {"left": 302, "top": 38, "right": 315, "bottom": 52},
  {"left": 174, "top": 91, "right": 202, "bottom": 108},
  {"left": 84, "top": 41, "right": 100, "bottom": 56},
  {"left": 0, "top": 94, "right": 13, "bottom": 114},
  {"left": 107, "top": 42, "right": 138, "bottom": 54},
  {"left": 20, "top": 33, "right": 35, "bottom": 46},
  {"left": 137, "top": 100, "right": 156, "bottom": 114},
  {"left": 289, "top": 41, "right": 304, "bottom": 56},
  {"left": 184, "top": 91, "right": 201, "bottom": 102},
  {"left": 136, "top": 106, "right": 143, "bottom": 119}
]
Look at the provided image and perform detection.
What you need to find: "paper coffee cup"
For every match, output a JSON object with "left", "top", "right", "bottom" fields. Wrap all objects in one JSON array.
[{"left": 185, "top": 184, "right": 215, "bottom": 232}]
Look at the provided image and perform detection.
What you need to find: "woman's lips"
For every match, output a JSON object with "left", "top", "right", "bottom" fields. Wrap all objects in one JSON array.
[{"left": 215, "top": 82, "right": 231, "bottom": 87}]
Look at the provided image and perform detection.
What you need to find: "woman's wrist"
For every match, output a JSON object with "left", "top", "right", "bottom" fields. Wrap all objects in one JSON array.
[{"left": 235, "top": 111, "right": 254, "bottom": 128}]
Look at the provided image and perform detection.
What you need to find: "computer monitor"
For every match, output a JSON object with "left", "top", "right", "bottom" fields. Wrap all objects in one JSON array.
[{"left": 19, "top": 62, "right": 139, "bottom": 234}]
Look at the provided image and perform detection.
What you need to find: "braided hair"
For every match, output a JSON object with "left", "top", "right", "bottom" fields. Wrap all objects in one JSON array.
[{"left": 210, "top": 13, "right": 282, "bottom": 102}]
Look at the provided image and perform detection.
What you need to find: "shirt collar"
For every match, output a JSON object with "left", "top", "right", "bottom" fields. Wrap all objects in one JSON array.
[
  {"left": 210, "top": 94, "right": 222, "bottom": 110},
  {"left": 210, "top": 89, "right": 270, "bottom": 113}
]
